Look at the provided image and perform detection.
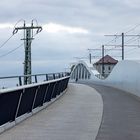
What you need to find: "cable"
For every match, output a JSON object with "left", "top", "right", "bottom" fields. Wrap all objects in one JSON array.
[
  {"left": 87, "top": 24, "right": 140, "bottom": 61},
  {"left": 125, "top": 23, "right": 140, "bottom": 34},
  {"left": 125, "top": 48, "right": 138, "bottom": 55},
  {"left": 0, "top": 28, "right": 41, "bottom": 59},
  {"left": 122, "top": 24, "right": 140, "bottom": 44},
  {"left": 0, "top": 34, "right": 14, "bottom": 49},
  {"left": 14, "top": 19, "right": 25, "bottom": 29},
  {"left": 0, "top": 43, "right": 23, "bottom": 58},
  {"left": 32, "top": 19, "right": 38, "bottom": 26},
  {"left": 104, "top": 24, "right": 140, "bottom": 46},
  {"left": 103, "top": 24, "right": 140, "bottom": 56},
  {"left": 125, "top": 31, "right": 140, "bottom": 44},
  {"left": 0, "top": 19, "right": 25, "bottom": 50},
  {"left": 125, "top": 34, "right": 140, "bottom": 44},
  {"left": 0, "top": 21, "right": 41, "bottom": 58}
]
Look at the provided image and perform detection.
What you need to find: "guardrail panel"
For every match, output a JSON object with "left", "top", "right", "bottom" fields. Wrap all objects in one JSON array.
[
  {"left": 17, "top": 87, "right": 37, "bottom": 117},
  {"left": 33, "top": 84, "right": 48, "bottom": 109},
  {"left": 0, "top": 76, "right": 70, "bottom": 128},
  {"left": 61, "top": 79, "right": 67, "bottom": 92},
  {"left": 65, "top": 78, "right": 69, "bottom": 90},
  {"left": 0, "top": 90, "right": 22, "bottom": 125},
  {"left": 51, "top": 82, "right": 58, "bottom": 99},
  {"left": 56, "top": 81, "right": 61, "bottom": 96},
  {"left": 44, "top": 82, "right": 55, "bottom": 102}
]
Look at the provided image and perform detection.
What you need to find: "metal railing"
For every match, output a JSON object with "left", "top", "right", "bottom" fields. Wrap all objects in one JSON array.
[
  {"left": 0, "top": 72, "right": 70, "bottom": 89},
  {"left": 0, "top": 76, "right": 70, "bottom": 127}
]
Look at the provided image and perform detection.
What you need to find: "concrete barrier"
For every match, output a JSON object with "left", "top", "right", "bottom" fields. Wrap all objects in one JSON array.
[{"left": 88, "top": 60, "right": 140, "bottom": 97}]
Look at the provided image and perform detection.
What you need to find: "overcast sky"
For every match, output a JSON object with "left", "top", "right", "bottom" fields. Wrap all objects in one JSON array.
[{"left": 0, "top": 0, "right": 140, "bottom": 76}]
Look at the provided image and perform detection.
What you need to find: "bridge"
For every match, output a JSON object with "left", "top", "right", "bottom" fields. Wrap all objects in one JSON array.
[{"left": 0, "top": 60, "right": 140, "bottom": 139}]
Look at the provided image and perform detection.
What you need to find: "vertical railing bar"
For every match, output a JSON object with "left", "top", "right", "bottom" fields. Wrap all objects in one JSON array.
[
  {"left": 64, "top": 79, "right": 68, "bottom": 91},
  {"left": 31, "top": 86, "right": 40, "bottom": 111},
  {"left": 54, "top": 81, "right": 59, "bottom": 97},
  {"left": 65, "top": 78, "right": 69, "bottom": 90},
  {"left": 63, "top": 79, "right": 67, "bottom": 91},
  {"left": 51, "top": 82, "right": 57, "bottom": 99},
  {"left": 42, "top": 83, "right": 50, "bottom": 105},
  {"left": 53, "top": 74, "right": 55, "bottom": 80},
  {"left": 46, "top": 74, "right": 48, "bottom": 81},
  {"left": 60, "top": 80, "right": 63, "bottom": 93},
  {"left": 59, "top": 73, "right": 61, "bottom": 78},
  {"left": 56, "top": 81, "right": 61, "bottom": 95},
  {"left": 62, "top": 80, "right": 65, "bottom": 92},
  {"left": 14, "top": 89, "right": 24, "bottom": 120},
  {"left": 63, "top": 79, "right": 66, "bottom": 91},
  {"left": 35, "top": 75, "right": 37, "bottom": 83},
  {"left": 19, "top": 76, "right": 22, "bottom": 86},
  {"left": 59, "top": 80, "right": 63, "bottom": 93}
]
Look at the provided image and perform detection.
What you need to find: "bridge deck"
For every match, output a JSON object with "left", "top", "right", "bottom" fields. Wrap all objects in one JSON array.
[
  {"left": 0, "top": 83, "right": 103, "bottom": 140},
  {"left": 82, "top": 81, "right": 140, "bottom": 140}
]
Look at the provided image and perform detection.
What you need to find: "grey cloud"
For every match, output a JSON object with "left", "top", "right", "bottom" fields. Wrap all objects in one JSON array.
[{"left": 0, "top": 0, "right": 140, "bottom": 75}]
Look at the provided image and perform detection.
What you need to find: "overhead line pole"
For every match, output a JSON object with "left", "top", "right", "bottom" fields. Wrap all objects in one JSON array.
[
  {"left": 87, "top": 49, "right": 101, "bottom": 64},
  {"left": 105, "top": 33, "right": 140, "bottom": 60},
  {"left": 102, "top": 45, "right": 105, "bottom": 76},
  {"left": 88, "top": 48, "right": 121, "bottom": 62},
  {"left": 13, "top": 20, "right": 42, "bottom": 85},
  {"left": 122, "top": 33, "right": 124, "bottom": 60}
]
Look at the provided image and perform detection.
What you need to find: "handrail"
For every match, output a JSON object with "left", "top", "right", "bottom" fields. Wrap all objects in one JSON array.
[
  {"left": 0, "top": 72, "right": 70, "bottom": 88},
  {"left": 0, "top": 72, "right": 70, "bottom": 79},
  {"left": 0, "top": 76, "right": 70, "bottom": 93}
]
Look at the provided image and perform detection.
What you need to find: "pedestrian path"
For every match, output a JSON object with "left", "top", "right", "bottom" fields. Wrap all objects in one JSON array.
[
  {"left": 0, "top": 83, "right": 103, "bottom": 140},
  {"left": 82, "top": 81, "right": 140, "bottom": 140}
]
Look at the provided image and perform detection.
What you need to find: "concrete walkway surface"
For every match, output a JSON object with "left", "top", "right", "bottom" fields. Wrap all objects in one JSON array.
[
  {"left": 81, "top": 81, "right": 140, "bottom": 140},
  {"left": 0, "top": 83, "right": 103, "bottom": 140}
]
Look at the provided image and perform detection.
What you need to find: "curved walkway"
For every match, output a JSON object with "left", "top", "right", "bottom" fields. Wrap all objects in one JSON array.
[
  {"left": 81, "top": 81, "right": 140, "bottom": 140},
  {"left": 0, "top": 83, "right": 103, "bottom": 140}
]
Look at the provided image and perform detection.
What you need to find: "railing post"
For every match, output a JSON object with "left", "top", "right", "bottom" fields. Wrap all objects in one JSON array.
[
  {"left": 59, "top": 73, "right": 61, "bottom": 78},
  {"left": 46, "top": 74, "right": 48, "bottom": 81},
  {"left": 19, "top": 76, "right": 22, "bottom": 86},
  {"left": 53, "top": 74, "right": 55, "bottom": 79},
  {"left": 35, "top": 75, "right": 37, "bottom": 83}
]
